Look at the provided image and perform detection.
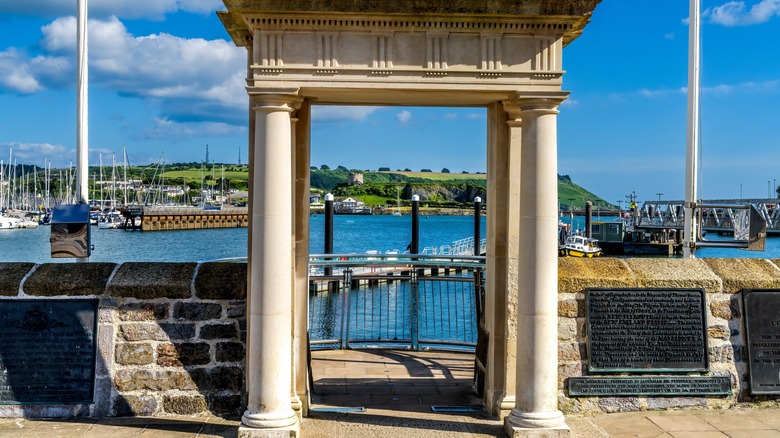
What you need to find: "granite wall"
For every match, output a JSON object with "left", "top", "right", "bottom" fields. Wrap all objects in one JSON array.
[
  {"left": 0, "top": 262, "right": 247, "bottom": 418},
  {"left": 1, "top": 258, "right": 779, "bottom": 419},
  {"left": 557, "top": 257, "right": 780, "bottom": 413}
]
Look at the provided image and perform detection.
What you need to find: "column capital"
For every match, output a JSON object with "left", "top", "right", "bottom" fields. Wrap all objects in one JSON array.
[
  {"left": 249, "top": 88, "right": 302, "bottom": 112},
  {"left": 506, "top": 91, "right": 569, "bottom": 115},
  {"left": 501, "top": 100, "right": 523, "bottom": 127}
]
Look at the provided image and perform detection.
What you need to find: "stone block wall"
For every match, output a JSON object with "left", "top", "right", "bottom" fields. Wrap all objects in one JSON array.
[
  {"left": 2, "top": 257, "right": 780, "bottom": 418},
  {"left": 557, "top": 257, "right": 780, "bottom": 413},
  {"left": 0, "top": 262, "right": 247, "bottom": 418}
]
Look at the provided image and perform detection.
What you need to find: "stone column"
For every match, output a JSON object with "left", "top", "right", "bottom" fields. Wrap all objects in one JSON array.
[
  {"left": 292, "top": 99, "right": 312, "bottom": 416},
  {"left": 484, "top": 102, "right": 510, "bottom": 416},
  {"left": 505, "top": 95, "right": 568, "bottom": 438},
  {"left": 240, "top": 92, "right": 300, "bottom": 437},
  {"left": 484, "top": 101, "right": 524, "bottom": 419}
]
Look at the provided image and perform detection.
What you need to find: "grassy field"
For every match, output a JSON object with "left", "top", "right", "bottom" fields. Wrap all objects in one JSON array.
[
  {"left": 162, "top": 169, "right": 249, "bottom": 184},
  {"left": 385, "top": 171, "right": 486, "bottom": 181}
]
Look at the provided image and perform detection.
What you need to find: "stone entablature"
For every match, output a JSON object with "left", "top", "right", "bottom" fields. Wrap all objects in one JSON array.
[{"left": 218, "top": 0, "right": 599, "bottom": 104}]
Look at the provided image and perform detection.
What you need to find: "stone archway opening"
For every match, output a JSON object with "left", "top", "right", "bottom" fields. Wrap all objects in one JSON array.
[{"left": 305, "top": 103, "right": 489, "bottom": 414}]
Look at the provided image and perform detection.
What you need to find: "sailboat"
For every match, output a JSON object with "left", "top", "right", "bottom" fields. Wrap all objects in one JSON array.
[{"left": 393, "top": 186, "right": 402, "bottom": 216}]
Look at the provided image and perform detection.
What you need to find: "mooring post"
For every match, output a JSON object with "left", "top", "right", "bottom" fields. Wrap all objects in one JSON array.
[
  {"left": 324, "top": 193, "right": 334, "bottom": 277},
  {"left": 585, "top": 201, "right": 593, "bottom": 239},
  {"left": 411, "top": 194, "right": 420, "bottom": 255},
  {"left": 474, "top": 196, "right": 482, "bottom": 256}
]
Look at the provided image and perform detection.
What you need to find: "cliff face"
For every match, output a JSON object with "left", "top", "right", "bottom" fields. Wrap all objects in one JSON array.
[{"left": 401, "top": 184, "right": 485, "bottom": 204}]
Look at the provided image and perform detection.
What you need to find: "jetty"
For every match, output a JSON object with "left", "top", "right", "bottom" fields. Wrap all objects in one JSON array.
[{"left": 137, "top": 206, "right": 248, "bottom": 231}]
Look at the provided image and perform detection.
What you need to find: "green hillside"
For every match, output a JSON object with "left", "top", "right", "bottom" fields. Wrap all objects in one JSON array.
[{"left": 89, "top": 163, "right": 610, "bottom": 210}]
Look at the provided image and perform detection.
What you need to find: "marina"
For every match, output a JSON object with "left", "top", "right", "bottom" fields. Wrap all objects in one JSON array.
[{"left": 1, "top": 214, "right": 779, "bottom": 264}]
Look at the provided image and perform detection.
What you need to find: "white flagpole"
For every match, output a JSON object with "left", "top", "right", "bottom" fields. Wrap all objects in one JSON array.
[
  {"left": 77, "top": 0, "right": 89, "bottom": 205},
  {"left": 683, "top": 0, "right": 701, "bottom": 258}
]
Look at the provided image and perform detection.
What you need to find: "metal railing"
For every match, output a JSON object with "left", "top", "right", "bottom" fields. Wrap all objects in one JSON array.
[{"left": 308, "top": 254, "right": 485, "bottom": 351}]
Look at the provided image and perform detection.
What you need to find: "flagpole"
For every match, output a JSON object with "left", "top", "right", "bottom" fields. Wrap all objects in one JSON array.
[
  {"left": 77, "top": 0, "right": 89, "bottom": 205},
  {"left": 683, "top": 0, "right": 700, "bottom": 258}
]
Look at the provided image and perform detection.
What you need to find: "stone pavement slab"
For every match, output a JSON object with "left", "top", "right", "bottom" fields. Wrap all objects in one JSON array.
[{"left": 2, "top": 350, "right": 780, "bottom": 437}]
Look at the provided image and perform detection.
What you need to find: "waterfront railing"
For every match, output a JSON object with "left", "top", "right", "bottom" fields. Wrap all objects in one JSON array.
[{"left": 308, "top": 254, "right": 485, "bottom": 351}]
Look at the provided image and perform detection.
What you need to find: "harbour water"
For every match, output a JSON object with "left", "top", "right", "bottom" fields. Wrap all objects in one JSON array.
[
  {"left": 0, "top": 214, "right": 777, "bottom": 263},
  {"left": 0, "top": 215, "right": 487, "bottom": 263}
]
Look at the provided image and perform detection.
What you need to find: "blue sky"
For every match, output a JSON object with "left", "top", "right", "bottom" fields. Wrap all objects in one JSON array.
[{"left": 1, "top": 0, "right": 778, "bottom": 206}]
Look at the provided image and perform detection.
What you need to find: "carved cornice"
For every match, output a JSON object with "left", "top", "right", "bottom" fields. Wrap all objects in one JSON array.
[
  {"left": 220, "top": 1, "right": 600, "bottom": 47},
  {"left": 241, "top": 14, "right": 580, "bottom": 34}
]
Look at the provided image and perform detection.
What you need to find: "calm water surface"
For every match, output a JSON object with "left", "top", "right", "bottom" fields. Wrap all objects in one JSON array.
[
  {"left": 0, "top": 215, "right": 486, "bottom": 263},
  {"left": 0, "top": 214, "right": 776, "bottom": 263}
]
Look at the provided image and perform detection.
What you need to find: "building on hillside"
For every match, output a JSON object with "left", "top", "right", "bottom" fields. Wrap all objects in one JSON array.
[{"left": 347, "top": 173, "right": 364, "bottom": 186}]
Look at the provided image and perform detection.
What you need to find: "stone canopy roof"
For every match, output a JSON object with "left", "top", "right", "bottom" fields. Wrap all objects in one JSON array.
[{"left": 219, "top": 0, "right": 601, "bottom": 47}]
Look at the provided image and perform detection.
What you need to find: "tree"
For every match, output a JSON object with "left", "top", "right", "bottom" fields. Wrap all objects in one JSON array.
[
  {"left": 441, "top": 168, "right": 450, "bottom": 173},
  {"left": 421, "top": 168, "right": 432, "bottom": 172},
  {"left": 320, "top": 164, "right": 330, "bottom": 170},
  {"left": 378, "top": 167, "right": 391, "bottom": 172},
  {"left": 336, "top": 165, "right": 349, "bottom": 172},
  {"left": 461, "top": 170, "right": 469, "bottom": 174},
  {"left": 404, "top": 168, "right": 412, "bottom": 172}
]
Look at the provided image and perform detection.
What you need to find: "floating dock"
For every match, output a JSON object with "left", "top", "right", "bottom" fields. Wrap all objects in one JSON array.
[{"left": 139, "top": 207, "right": 248, "bottom": 231}]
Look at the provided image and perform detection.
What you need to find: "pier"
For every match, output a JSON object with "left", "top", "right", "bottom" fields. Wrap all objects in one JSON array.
[
  {"left": 139, "top": 206, "right": 248, "bottom": 231},
  {"left": 636, "top": 199, "right": 780, "bottom": 236}
]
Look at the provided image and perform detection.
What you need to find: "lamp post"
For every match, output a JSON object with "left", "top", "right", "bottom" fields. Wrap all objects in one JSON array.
[{"left": 656, "top": 193, "right": 663, "bottom": 202}]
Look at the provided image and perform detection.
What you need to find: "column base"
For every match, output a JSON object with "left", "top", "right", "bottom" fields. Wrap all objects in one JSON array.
[
  {"left": 238, "top": 423, "right": 300, "bottom": 438},
  {"left": 240, "top": 410, "right": 300, "bottom": 437},
  {"left": 504, "top": 410, "right": 570, "bottom": 438}
]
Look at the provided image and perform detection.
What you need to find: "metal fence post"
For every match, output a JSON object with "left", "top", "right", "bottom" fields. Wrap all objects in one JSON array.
[
  {"left": 410, "top": 268, "right": 419, "bottom": 350},
  {"left": 340, "top": 269, "right": 352, "bottom": 350}
]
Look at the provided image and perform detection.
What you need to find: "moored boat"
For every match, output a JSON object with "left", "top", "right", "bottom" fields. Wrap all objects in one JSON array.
[
  {"left": 0, "top": 215, "right": 21, "bottom": 230},
  {"left": 562, "top": 235, "right": 602, "bottom": 257}
]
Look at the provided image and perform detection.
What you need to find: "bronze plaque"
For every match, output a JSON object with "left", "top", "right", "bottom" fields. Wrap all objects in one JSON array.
[
  {"left": 0, "top": 299, "right": 98, "bottom": 404},
  {"left": 743, "top": 289, "right": 780, "bottom": 394},
  {"left": 586, "top": 289, "right": 708, "bottom": 372},
  {"left": 568, "top": 376, "right": 731, "bottom": 396}
]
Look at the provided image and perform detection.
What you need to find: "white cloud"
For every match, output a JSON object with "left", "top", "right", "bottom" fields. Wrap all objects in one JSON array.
[
  {"left": 396, "top": 110, "right": 412, "bottom": 125},
  {"left": 664, "top": 33, "right": 675, "bottom": 40},
  {"left": 134, "top": 117, "right": 244, "bottom": 141},
  {"left": 312, "top": 106, "right": 379, "bottom": 122},
  {"left": 1, "top": 16, "right": 247, "bottom": 126},
  {"left": 702, "top": 79, "right": 780, "bottom": 95},
  {"left": 560, "top": 99, "right": 578, "bottom": 108},
  {"left": 1, "top": 142, "right": 70, "bottom": 167},
  {"left": 0, "top": 49, "right": 43, "bottom": 94},
  {"left": 705, "top": 0, "right": 780, "bottom": 26},
  {"left": 0, "top": 0, "right": 224, "bottom": 20}
]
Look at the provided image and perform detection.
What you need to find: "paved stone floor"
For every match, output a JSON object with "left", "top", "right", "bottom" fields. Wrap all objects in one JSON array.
[{"left": 2, "top": 350, "right": 780, "bottom": 437}]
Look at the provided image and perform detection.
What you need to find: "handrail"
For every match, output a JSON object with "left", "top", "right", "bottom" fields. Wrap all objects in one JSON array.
[{"left": 308, "top": 256, "right": 484, "bottom": 351}]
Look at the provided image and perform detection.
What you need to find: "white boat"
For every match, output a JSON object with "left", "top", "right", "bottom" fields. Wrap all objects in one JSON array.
[
  {"left": 0, "top": 215, "right": 21, "bottom": 229},
  {"left": 16, "top": 218, "right": 39, "bottom": 229},
  {"left": 562, "top": 235, "right": 602, "bottom": 258},
  {"left": 97, "top": 211, "right": 122, "bottom": 229}
]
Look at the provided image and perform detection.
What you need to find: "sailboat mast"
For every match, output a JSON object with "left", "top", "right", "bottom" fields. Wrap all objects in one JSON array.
[{"left": 683, "top": 0, "right": 701, "bottom": 258}]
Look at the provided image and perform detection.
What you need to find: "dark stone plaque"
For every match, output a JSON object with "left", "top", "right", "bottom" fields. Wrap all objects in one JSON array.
[
  {"left": 0, "top": 299, "right": 98, "bottom": 404},
  {"left": 568, "top": 376, "right": 732, "bottom": 396},
  {"left": 743, "top": 289, "right": 780, "bottom": 395},
  {"left": 586, "top": 289, "right": 708, "bottom": 372}
]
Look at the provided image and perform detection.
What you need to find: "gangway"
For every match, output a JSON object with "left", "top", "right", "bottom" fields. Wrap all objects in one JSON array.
[{"left": 636, "top": 199, "right": 780, "bottom": 236}]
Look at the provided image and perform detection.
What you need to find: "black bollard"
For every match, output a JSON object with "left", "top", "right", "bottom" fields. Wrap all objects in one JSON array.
[
  {"left": 474, "top": 196, "right": 482, "bottom": 256},
  {"left": 411, "top": 194, "right": 420, "bottom": 255},
  {"left": 585, "top": 201, "right": 593, "bottom": 239},
  {"left": 324, "top": 193, "right": 334, "bottom": 276}
]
